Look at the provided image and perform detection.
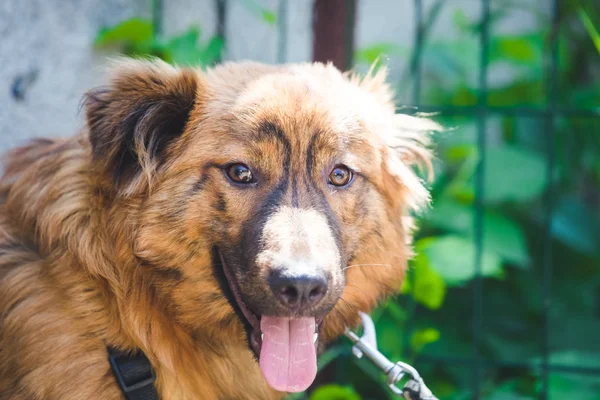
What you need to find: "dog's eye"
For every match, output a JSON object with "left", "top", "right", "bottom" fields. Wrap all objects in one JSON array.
[
  {"left": 227, "top": 164, "right": 255, "bottom": 184},
  {"left": 328, "top": 165, "right": 353, "bottom": 187}
]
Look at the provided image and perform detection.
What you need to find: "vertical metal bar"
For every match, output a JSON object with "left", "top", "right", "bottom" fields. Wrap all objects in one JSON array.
[
  {"left": 215, "top": 0, "right": 227, "bottom": 63},
  {"left": 411, "top": 0, "right": 423, "bottom": 105},
  {"left": 152, "top": 0, "right": 163, "bottom": 39},
  {"left": 473, "top": 0, "right": 490, "bottom": 398},
  {"left": 541, "top": 1, "right": 560, "bottom": 398},
  {"left": 277, "top": 0, "right": 288, "bottom": 64},
  {"left": 312, "top": 0, "right": 357, "bottom": 71},
  {"left": 344, "top": 0, "right": 357, "bottom": 68},
  {"left": 403, "top": 0, "right": 423, "bottom": 361}
]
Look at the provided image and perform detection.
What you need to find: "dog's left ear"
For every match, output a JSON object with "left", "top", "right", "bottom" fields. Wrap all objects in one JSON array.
[
  {"left": 381, "top": 114, "right": 439, "bottom": 212},
  {"left": 354, "top": 66, "right": 440, "bottom": 213},
  {"left": 85, "top": 58, "right": 200, "bottom": 195}
]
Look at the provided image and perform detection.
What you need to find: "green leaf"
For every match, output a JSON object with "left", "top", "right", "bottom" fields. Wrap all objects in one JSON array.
[
  {"left": 423, "top": 37, "right": 480, "bottom": 88},
  {"left": 485, "top": 380, "right": 532, "bottom": 400},
  {"left": 165, "top": 28, "right": 201, "bottom": 65},
  {"left": 427, "top": 198, "right": 530, "bottom": 267},
  {"left": 410, "top": 251, "right": 447, "bottom": 309},
  {"left": 548, "top": 308, "right": 600, "bottom": 352},
  {"left": 495, "top": 37, "right": 537, "bottom": 62},
  {"left": 451, "top": 10, "right": 471, "bottom": 33},
  {"left": 485, "top": 332, "right": 539, "bottom": 363},
  {"left": 201, "top": 36, "right": 225, "bottom": 65},
  {"left": 400, "top": 275, "right": 411, "bottom": 293},
  {"left": 317, "top": 345, "right": 345, "bottom": 373},
  {"left": 165, "top": 29, "right": 223, "bottom": 67},
  {"left": 484, "top": 375, "right": 539, "bottom": 399},
  {"left": 552, "top": 196, "right": 600, "bottom": 256},
  {"left": 569, "top": 83, "right": 600, "bottom": 108},
  {"left": 377, "top": 304, "right": 406, "bottom": 361},
  {"left": 284, "top": 393, "right": 306, "bottom": 400},
  {"left": 487, "top": 80, "right": 545, "bottom": 106},
  {"left": 355, "top": 43, "right": 403, "bottom": 65},
  {"left": 384, "top": 299, "right": 407, "bottom": 322},
  {"left": 309, "top": 385, "right": 361, "bottom": 400},
  {"left": 548, "top": 373, "right": 600, "bottom": 400},
  {"left": 485, "top": 391, "right": 530, "bottom": 400},
  {"left": 410, "top": 328, "right": 440, "bottom": 353},
  {"left": 490, "top": 35, "right": 542, "bottom": 64},
  {"left": 418, "top": 235, "right": 503, "bottom": 286},
  {"left": 261, "top": 10, "right": 277, "bottom": 25},
  {"left": 483, "top": 212, "right": 530, "bottom": 266},
  {"left": 95, "top": 18, "right": 154, "bottom": 47},
  {"left": 446, "top": 144, "right": 477, "bottom": 162},
  {"left": 546, "top": 352, "right": 600, "bottom": 399},
  {"left": 578, "top": 7, "right": 600, "bottom": 54},
  {"left": 425, "top": 322, "right": 473, "bottom": 359},
  {"left": 238, "top": 0, "right": 277, "bottom": 26},
  {"left": 427, "top": 198, "right": 472, "bottom": 233},
  {"left": 483, "top": 146, "right": 547, "bottom": 203},
  {"left": 549, "top": 351, "right": 600, "bottom": 369}
]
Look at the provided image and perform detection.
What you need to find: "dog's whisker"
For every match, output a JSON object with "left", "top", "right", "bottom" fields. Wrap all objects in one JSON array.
[
  {"left": 343, "top": 284, "right": 363, "bottom": 291},
  {"left": 345, "top": 280, "right": 398, "bottom": 294},
  {"left": 342, "top": 263, "right": 391, "bottom": 271},
  {"left": 337, "top": 296, "right": 356, "bottom": 310}
]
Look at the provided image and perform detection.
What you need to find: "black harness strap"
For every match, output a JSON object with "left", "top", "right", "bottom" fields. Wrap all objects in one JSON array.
[{"left": 108, "top": 347, "right": 159, "bottom": 400}]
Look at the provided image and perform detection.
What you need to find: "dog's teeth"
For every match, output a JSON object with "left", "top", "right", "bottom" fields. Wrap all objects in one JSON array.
[
  {"left": 261, "top": 333, "right": 264, "bottom": 341},
  {"left": 313, "top": 333, "right": 318, "bottom": 344}
]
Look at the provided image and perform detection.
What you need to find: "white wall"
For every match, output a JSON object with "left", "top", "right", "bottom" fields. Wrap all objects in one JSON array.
[{"left": 0, "top": 0, "right": 543, "bottom": 153}]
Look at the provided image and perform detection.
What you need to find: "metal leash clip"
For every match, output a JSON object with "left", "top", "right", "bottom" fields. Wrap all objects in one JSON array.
[{"left": 345, "top": 312, "right": 439, "bottom": 400}]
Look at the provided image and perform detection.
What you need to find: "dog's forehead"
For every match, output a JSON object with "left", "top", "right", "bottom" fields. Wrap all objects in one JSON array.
[
  {"left": 194, "top": 62, "right": 387, "bottom": 173},
  {"left": 248, "top": 78, "right": 361, "bottom": 135},
  {"left": 206, "top": 63, "right": 376, "bottom": 137}
]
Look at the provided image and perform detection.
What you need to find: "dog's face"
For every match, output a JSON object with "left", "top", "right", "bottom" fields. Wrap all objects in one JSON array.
[{"left": 85, "top": 60, "right": 437, "bottom": 392}]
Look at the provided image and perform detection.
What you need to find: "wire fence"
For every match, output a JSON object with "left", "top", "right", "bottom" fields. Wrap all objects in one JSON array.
[
  {"left": 149, "top": 0, "right": 599, "bottom": 398},
  {"left": 405, "top": 0, "right": 600, "bottom": 399}
]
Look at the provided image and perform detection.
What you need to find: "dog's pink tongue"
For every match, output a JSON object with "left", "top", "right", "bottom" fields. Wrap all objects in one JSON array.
[{"left": 259, "top": 316, "right": 317, "bottom": 393}]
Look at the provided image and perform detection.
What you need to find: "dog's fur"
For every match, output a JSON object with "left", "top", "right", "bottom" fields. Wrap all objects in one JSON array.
[{"left": 0, "top": 59, "right": 438, "bottom": 399}]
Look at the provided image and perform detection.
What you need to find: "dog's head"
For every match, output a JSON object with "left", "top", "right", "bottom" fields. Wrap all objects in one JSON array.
[{"left": 85, "top": 59, "right": 438, "bottom": 392}]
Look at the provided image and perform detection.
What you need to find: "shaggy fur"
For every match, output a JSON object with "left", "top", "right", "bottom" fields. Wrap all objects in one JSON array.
[{"left": 0, "top": 59, "right": 439, "bottom": 399}]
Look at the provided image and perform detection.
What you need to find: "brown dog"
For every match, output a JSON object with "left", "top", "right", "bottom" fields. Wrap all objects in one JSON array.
[{"left": 0, "top": 59, "right": 438, "bottom": 399}]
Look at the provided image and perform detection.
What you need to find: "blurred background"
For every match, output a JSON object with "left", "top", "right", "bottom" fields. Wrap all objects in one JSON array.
[{"left": 1, "top": 0, "right": 599, "bottom": 398}]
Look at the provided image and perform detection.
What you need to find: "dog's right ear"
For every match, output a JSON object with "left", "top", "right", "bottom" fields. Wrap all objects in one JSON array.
[{"left": 84, "top": 58, "right": 200, "bottom": 196}]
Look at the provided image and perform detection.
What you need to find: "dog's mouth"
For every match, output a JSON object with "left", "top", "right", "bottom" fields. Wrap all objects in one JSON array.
[{"left": 213, "top": 248, "right": 322, "bottom": 393}]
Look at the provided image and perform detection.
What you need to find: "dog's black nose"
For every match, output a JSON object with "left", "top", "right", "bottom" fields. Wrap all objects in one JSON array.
[{"left": 269, "top": 271, "right": 328, "bottom": 309}]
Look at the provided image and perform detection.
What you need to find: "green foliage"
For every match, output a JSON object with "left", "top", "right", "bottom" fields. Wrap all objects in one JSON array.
[
  {"left": 489, "top": 34, "right": 544, "bottom": 66},
  {"left": 578, "top": 7, "right": 600, "bottom": 53},
  {"left": 410, "top": 328, "right": 441, "bottom": 353},
  {"left": 309, "top": 385, "right": 361, "bottom": 400},
  {"left": 355, "top": 43, "right": 404, "bottom": 65},
  {"left": 238, "top": 0, "right": 277, "bottom": 25},
  {"left": 96, "top": 18, "right": 154, "bottom": 48},
  {"left": 419, "top": 235, "right": 504, "bottom": 285},
  {"left": 483, "top": 146, "right": 547, "bottom": 203},
  {"left": 344, "top": 2, "right": 600, "bottom": 399},
  {"left": 95, "top": 18, "right": 223, "bottom": 67},
  {"left": 405, "top": 250, "right": 447, "bottom": 309},
  {"left": 166, "top": 30, "right": 224, "bottom": 66},
  {"left": 542, "top": 352, "right": 600, "bottom": 399},
  {"left": 428, "top": 198, "right": 530, "bottom": 267},
  {"left": 552, "top": 196, "right": 600, "bottom": 255}
]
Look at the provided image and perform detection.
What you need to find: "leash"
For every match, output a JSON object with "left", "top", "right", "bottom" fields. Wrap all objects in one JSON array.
[
  {"left": 345, "top": 312, "right": 439, "bottom": 400},
  {"left": 106, "top": 313, "right": 437, "bottom": 400}
]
